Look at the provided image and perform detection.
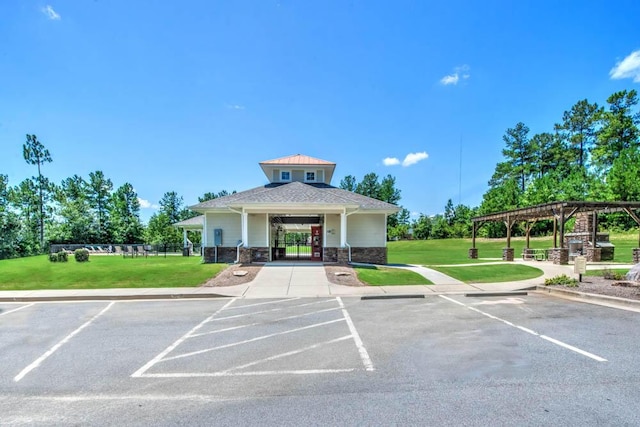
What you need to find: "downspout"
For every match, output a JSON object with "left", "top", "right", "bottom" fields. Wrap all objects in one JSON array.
[
  {"left": 228, "top": 207, "right": 244, "bottom": 264},
  {"left": 235, "top": 241, "right": 244, "bottom": 264}
]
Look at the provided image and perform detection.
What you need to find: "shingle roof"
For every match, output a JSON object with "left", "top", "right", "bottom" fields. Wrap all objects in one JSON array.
[
  {"left": 173, "top": 215, "right": 204, "bottom": 227},
  {"left": 259, "top": 154, "right": 335, "bottom": 166},
  {"left": 190, "top": 182, "right": 400, "bottom": 212}
]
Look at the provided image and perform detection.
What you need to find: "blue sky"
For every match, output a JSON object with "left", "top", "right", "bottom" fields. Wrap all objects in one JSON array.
[{"left": 2, "top": 0, "right": 640, "bottom": 222}]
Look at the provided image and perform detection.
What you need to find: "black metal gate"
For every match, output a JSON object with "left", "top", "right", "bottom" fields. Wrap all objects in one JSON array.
[{"left": 273, "top": 232, "right": 311, "bottom": 260}]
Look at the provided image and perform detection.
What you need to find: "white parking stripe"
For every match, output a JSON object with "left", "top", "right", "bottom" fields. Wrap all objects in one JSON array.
[
  {"left": 540, "top": 335, "right": 608, "bottom": 362},
  {"left": 14, "top": 302, "right": 115, "bottom": 382},
  {"left": 212, "top": 299, "right": 336, "bottom": 322},
  {"left": 222, "top": 335, "right": 353, "bottom": 373},
  {"left": 336, "top": 297, "right": 374, "bottom": 371},
  {"left": 439, "top": 295, "right": 607, "bottom": 362},
  {"left": 0, "top": 303, "right": 34, "bottom": 317},
  {"left": 139, "top": 369, "right": 356, "bottom": 378},
  {"left": 163, "top": 318, "right": 346, "bottom": 362},
  {"left": 190, "top": 306, "right": 342, "bottom": 338},
  {"left": 131, "top": 298, "right": 237, "bottom": 378},
  {"left": 225, "top": 298, "right": 301, "bottom": 310}
]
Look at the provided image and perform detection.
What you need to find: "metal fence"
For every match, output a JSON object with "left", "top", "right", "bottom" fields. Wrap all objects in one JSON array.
[{"left": 49, "top": 243, "right": 202, "bottom": 257}]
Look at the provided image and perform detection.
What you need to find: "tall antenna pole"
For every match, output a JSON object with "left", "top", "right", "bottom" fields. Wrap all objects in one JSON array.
[{"left": 458, "top": 134, "right": 462, "bottom": 206}]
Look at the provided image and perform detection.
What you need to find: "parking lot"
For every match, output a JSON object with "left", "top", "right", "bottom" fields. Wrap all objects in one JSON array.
[{"left": 2, "top": 294, "right": 640, "bottom": 426}]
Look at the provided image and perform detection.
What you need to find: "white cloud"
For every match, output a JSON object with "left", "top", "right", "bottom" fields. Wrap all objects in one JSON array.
[
  {"left": 440, "top": 65, "right": 470, "bottom": 86},
  {"left": 440, "top": 74, "right": 459, "bottom": 85},
  {"left": 402, "top": 151, "right": 428, "bottom": 167},
  {"left": 41, "top": 5, "right": 61, "bottom": 20},
  {"left": 225, "top": 104, "right": 245, "bottom": 110},
  {"left": 610, "top": 50, "right": 640, "bottom": 83},
  {"left": 383, "top": 157, "right": 401, "bottom": 166},
  {"left": 138, "top": 197, "right": 159, "bottom": 209}
]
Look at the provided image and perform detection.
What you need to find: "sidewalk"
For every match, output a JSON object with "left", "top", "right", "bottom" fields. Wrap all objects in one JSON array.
[{"left": 0, "top": 260, "right": 634, "bottom": 302}]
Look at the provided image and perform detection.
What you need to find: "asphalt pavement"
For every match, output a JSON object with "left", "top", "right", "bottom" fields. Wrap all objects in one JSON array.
[{"left": 1, "top": 295, "right": 640, "bottom": 425}]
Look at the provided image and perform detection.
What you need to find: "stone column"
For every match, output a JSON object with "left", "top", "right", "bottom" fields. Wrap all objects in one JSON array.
[
  {"left": 585, "top": 247, "right": 601, "bottom": 262},
  {"left": 633, "top": 248, "right": 640, "bottom": 264},
  {"left": 502, "top": 248, "right": 514, "bottom": 261},
  {"left": 337, "top": 248, "right": 350, "bottom": 264},
  {"left": 239, "top": 247, "right": 251, "bottom": 264},
  {"left": 549, "top": 248, "right": 569, "bottom": 265},
  {"left": 468, "top": 248, "right": 478, "bottom": 259}
]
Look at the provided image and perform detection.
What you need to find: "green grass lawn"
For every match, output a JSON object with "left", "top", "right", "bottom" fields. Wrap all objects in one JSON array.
[
  {"left": 584, "top": 268, "right": 629, "bottom": 277},
  {"left": 388, "top": 233, "right": 639, "bottom": 266},
  {"left": 354, "top": 265, "right": 432, "bottom": 286},
  {"left": 0, "top": 255, "right": 226, "bottom": 290},
  {"left": 431, "top": 264, "right": 543, "bottom": 284}
]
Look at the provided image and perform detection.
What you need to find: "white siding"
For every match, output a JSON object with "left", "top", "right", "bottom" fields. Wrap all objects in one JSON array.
[
  {"left": 324, "top": 214, "right": 341, "bottom": 247},
  {"left": 292, "top": 170, "right": 304, "bottom": 182},
  {"left": 272, "top": 169, "right": 280, "bottom": 182},
  {"left": 347, "top": 214, "right": 386, "bottom": 247},
  {"left": 316, "top": 170, "right": 324, "bottom": 183},
  {"left": 205, "top": 212, "right": 241, "bottom": 246},
  {"left": 248, "top": 213, "right": 267, "bottom": 247}
]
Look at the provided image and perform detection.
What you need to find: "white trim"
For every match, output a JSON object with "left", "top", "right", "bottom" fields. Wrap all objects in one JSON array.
[
  {"left": 241, "top": 210, "right": 248, "bottom": 248},
  {"left": 203, "top": 214, "right": 208, "bottom": 247},
  {"left": 340, "top": 210, "right": 347, "bottom": 247}
]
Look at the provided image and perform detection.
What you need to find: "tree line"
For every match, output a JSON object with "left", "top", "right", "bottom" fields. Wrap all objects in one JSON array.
[
  {"left": 341, "top": 89, "right": 640, "bottom": 241},
  {"left": 4, "top": 88, "right": 637, "bottom": 259},
  {"left": 0, "top": 135, "right": 231, "bottom": 259}
]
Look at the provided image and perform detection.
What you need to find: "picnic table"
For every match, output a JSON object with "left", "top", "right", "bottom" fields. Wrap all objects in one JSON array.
[{"left": 522, "top": 248, "right": 547, "bottom": 261}]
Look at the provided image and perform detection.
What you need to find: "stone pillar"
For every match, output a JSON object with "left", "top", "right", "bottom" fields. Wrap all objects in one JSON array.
[
  {"left": 468, "top": 248, "right": 478, "bottom": 259},
  {"left": 337, "top": 248, "right": 350, "bottom": 264},
  {"left": 633, "top": 248, "right": 640, "bottom": 264},
  {"left": 502, "top": 248, "right": 514, "bottom": 261},
  {"left": 238, "top": 247, "right": 251, "bottom": 264},
  {"left": 585, "top": 247, "right": 601, "bottom": 262},
  {"left": 549, "top": 248, "right": 569, "bottom": 265}
]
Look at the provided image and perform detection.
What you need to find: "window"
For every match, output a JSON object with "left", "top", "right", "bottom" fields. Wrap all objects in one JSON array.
[
  {"left": 280, "top": 171, "right": 291, "bottom": 181},
  {"left": 305, "top": 171, "right": 316, "bottom": 182}
]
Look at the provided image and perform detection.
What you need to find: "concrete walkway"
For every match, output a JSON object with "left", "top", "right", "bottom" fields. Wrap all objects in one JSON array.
[{"left": 0, "top": 260, "right": 634, "bottom": 301}]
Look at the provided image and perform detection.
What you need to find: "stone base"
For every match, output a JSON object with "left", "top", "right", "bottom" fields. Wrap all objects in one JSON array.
[
  {"left": 350, "top": 247, "right": 388, "bottom": 265},
  {"left": 549, "top": 248, "right": 569, "bottom": 265},
  {"left": 203, "top": 247, "right": 237, "bottom": 263},
  {"left": 633, "top": 248, "right": 640, "bottom": 264},
  {"left": 323, "top": 247, "right": 338, "bottom": 263},
  {"left": 251, "top": 247, "right": 269, "bottom": 263},
  {"left": 337, "top": 248, "right": 350, "bottom": 264},
  {"left": 585, "top": 247, "right": 601, "bottom": 263},
  {"left": 468, "top": 248, "right": 478, "bottom": 259},
  {"left": 502, "top": 248, "right": 514, "bottom": 262}
]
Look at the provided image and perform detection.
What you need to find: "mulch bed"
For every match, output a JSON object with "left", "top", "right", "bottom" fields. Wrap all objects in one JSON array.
[
  {"left": 548, "top": 276, "right": 640, "bottom": 301},
  {"left": 201, "top": 263, "right": 366, "bottom": 287},
  {"left": 324, "top": 264, "right": 366, "bottom": 287},
  {"left": 201, "top": 264, "right": 263, "bottom": 287}
]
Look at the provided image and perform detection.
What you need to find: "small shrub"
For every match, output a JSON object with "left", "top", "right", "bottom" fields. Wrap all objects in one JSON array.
[
  {"left": 545, "top": 274, "right": 579, "bottom": 287},
  {"left": 602, "top": 268, "right": 625, "bottom": 281},
  {"left": 74, "top": 248, "right": 90, "bottom": 262},
  {"left": 49, "top": 253, "right": 58, "bottom": 262},
  {"left": 56, "top": 251, "right": 68, "bottom": 262}
]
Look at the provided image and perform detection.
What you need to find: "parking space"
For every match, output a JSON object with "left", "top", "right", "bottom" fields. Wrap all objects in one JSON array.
[{"left": 1, "top": 295, "right": 640, "bottom": 425}]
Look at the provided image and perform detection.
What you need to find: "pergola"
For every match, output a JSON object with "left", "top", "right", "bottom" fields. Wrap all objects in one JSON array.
[{"left": 470, "top": 201, "right": 640, "bottom": 263}]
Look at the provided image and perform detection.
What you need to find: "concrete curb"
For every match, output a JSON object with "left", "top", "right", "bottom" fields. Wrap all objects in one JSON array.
[
  {"left": 0, "top": 293, "right": 232, "bottom": 303},
  {"left": 465, "top": 291, "right": 529, "bottom": 297},
  {"left": 535, "top": 285, "right": 640, "bottom": 312},
  {"left": 361, "top": 294, "right": 426, "bottom": 300}
]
